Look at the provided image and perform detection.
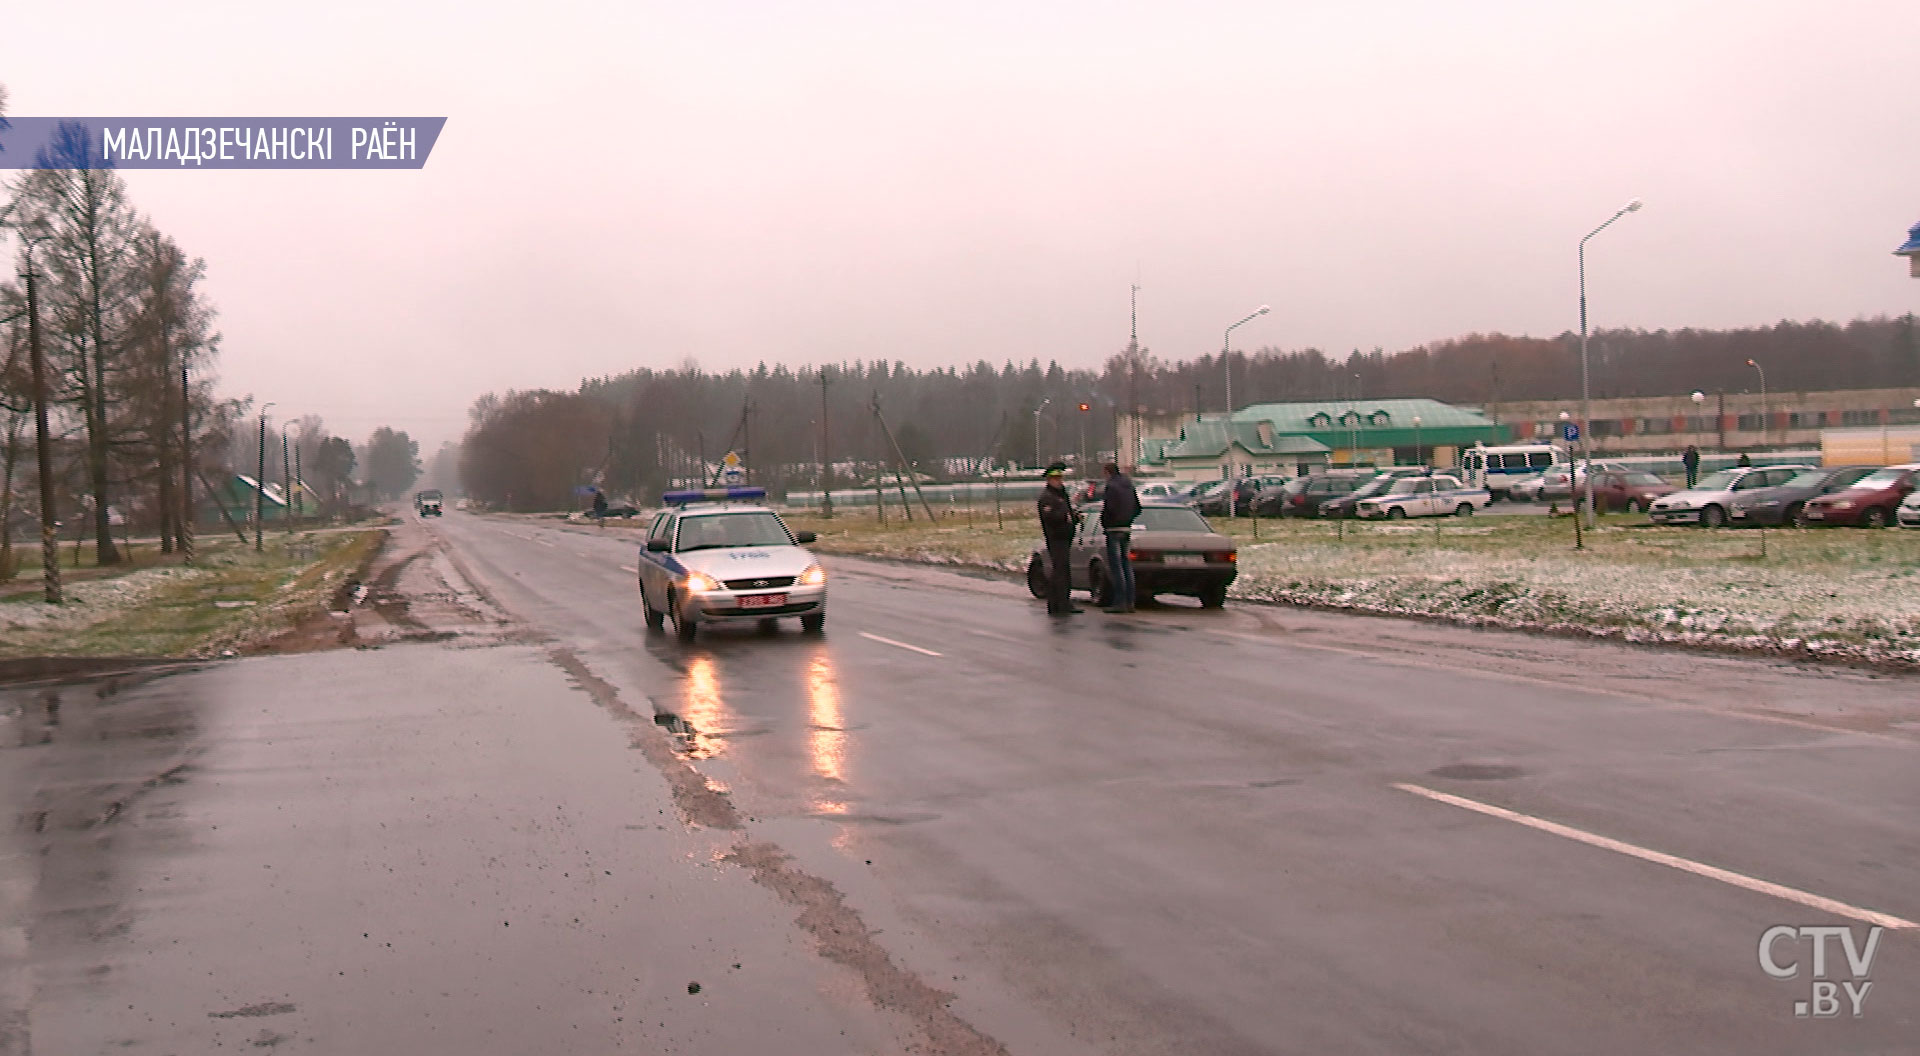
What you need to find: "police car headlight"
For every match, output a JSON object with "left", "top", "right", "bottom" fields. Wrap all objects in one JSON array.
[
  {"left": 799, "top": 564, "right": 827, "bottom": 586},
  {"left": 685, "top": 571, "right": 723, "bottom": 593}
]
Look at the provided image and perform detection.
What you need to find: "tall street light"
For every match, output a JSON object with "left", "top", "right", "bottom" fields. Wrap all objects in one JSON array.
[
  {"left": 1033, "top": 398, "right": 1050, "bottom": 471},
  {"left": 255, "top": 403, "right": 275, "bottom": 552},
  {"left": 1746, "top": 358, "right": 1766, "bottom": 449},
  {"left": 1577, "top": 197, "right": 1644, "bottom": 532},
  {"left": 1222, "top": 305, "right": 1271, "bottom": 422}
]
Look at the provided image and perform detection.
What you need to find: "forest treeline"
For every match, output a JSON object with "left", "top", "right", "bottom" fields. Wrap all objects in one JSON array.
[
  {"left": 461, "top": 315, "right": 1918, "bottom": 510},
  {"left": 1, "top": 89, "right": 421, "bottom": 576}
]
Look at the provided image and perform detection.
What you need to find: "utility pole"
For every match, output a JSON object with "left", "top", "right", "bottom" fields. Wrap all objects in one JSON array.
[
  {"left": 23, "top": 243, "right": 62, "bottom": 602},
  {"left": 819, "top": 370, "right": 834, "bottom": 518},
  {"left": 179, "top": 358, "right": 195, "bottom": 564},
  {"left": 255, "top": 404, "right": 274, "bottom": 551},
  {"left": 1126, "top": 284, "right": 1140, "bottom": 471},
  {"left": 281, "top": 431, "right": 292, "bottom": 533}
]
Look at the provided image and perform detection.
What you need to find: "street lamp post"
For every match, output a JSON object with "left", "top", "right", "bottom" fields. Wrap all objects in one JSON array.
[
  {"left": 255, "top": 403, "right": 275, "bottom": 552},
  {"left": 1033, "top": 398, "right": 1050, "bottom": 471},
  {"left": 20, "top": 237, "right": 62, "bottom": 602},
  {"left": 1560, "top": 411, "right": 1583, "bottom": 550},
  {"left": 1577, "top": 198, "right": 1644, "bottom": 532},
  {"left": 1077, "top": 401, "right": 1091, "bottom": 471},
  {"left": 1221, "top": 305, "right": 1271, "bottom": 420},
  {"left": 1746, "top": 359, "right": 1767, "bottom": 449}
]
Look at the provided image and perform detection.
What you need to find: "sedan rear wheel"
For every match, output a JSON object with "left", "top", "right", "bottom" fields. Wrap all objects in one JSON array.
[
  {"left": 1088, "top": 561, "right": 1113, "bottom": 607},
  {"left": 1025, "top": 554, "right": 1049, "bottom": 599},
  {"left": 1454, "top": 503, "right": 1473, "bottom": 517},
  {"left": 1861, "top": 507, "right": 1888, "bottom": 529},
  {"left": 1198, "top": 584, "right": 1228, "bottom": 609},
  {"left": 1788, "top": 504, "right": 1807, "bottom": 528}
]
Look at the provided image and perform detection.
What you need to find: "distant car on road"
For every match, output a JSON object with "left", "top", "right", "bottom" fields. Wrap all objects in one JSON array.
[
  {"left": 1801, "top": 464, "right": 1920, "bottom": 528},
  {"left": 1647, "top": 465, "right": 1811, "bottom": 527},
  {"left": 1026, "top": 501, "right": 1237, "bottom": 608},
  {"left": 1728, "top": 466, "right": 1877, "bottom": 527},
  {"left": 414, "top": 489, "right": 444, "bottom": 517},
  {"left": 1353, "top": 474, "right": 1488, "bottom": 519},
  {"left": 637, "top": 487, "right": 826, "bottom": 641}
]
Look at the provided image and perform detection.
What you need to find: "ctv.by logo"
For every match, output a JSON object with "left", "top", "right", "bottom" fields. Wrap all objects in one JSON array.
[{"left": 1759, "top": 925, "right": 1882, "bottom": 1018}]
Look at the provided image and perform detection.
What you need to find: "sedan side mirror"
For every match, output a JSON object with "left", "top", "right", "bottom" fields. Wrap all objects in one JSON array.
[
  {"left": 795, "top": 530, "right": 817, "bottom": 544},
  {"left": 646, "top": 538, "right": 671, "bottom": 552}
]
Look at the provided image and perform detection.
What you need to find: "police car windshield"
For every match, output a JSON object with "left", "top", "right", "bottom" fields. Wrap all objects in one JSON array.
[{"left": 675, "top": 511, "right": 793, "bottom": 551}]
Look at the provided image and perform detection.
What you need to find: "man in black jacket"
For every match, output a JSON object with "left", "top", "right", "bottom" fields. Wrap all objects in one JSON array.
[
  {"left": 1036, "top": 463, "right": 1081, "bottom": 615},
  {"left": 1099, "top": 461, "right": 1141, "bottom": 612}
]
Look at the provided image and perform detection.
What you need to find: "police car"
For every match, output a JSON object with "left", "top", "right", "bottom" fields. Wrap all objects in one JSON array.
[
  {"left": 1351, "top": 473, "right": 1489, "bottom": 520},
  {"left": 637, "top": 487, "right": 827, "bottom": 641}
]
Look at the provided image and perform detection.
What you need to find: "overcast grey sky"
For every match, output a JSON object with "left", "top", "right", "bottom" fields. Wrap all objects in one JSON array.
[{"left": 6, "top": 1, "right": 1917, "bottom": 450}]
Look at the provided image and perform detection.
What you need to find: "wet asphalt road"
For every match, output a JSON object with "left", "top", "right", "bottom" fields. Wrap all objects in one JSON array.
[{"left": 5, "top": 508, "right": 1918, "bottom": 1054}]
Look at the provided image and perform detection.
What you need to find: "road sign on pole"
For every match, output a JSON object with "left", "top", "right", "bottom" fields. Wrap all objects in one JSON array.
[
  {"left": 723, "top": 450, "right": 744, "bottom": 484},
  {"left": 1562, "top": 423, "right": 1580, "bottom": 443}
]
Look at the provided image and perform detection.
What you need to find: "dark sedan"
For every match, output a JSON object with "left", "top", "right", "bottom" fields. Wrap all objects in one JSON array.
[
  {"left": 1027, "top": 502, "right": 1237, "bottom": 608},
  {"left": 1728, "top": 465, "right": 1877, "bottom": 527},
  {"left": 1802, "top": 464, "right": 1920, "bottom": 528},
  {"left": 1257, "top": 471, "right": 1371, "bottom": 517},
  {"left": 1584, "top": 470, "right": 1678, "bottom": 514}
]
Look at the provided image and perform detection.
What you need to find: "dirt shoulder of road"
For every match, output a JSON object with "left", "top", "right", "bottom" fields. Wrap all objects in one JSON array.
[
  {"left": 0, "top": 528, "right": 385, "bottom": 675},
  {"left": 775, "top": 509, "right": 1920, "bottom": 669}
]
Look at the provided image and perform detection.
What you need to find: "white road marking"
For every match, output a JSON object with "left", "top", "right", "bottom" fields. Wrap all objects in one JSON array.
[
  {"left": 535, "top": 538, "right": 557, "bottom": 548},
  {"left": 1393, "top": 783, "right": 1917, "bottom": 930},
  {"left": 619, "top": 565, "right": 639, "bottom": 574},
  {"left": 858, "top": 632, "right": 944, "bottom": 657}
]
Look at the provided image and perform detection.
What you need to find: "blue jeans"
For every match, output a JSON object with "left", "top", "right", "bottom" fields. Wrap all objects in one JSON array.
[{"left": 1103, "top": 529, "right": 1135, "bottom": 608}]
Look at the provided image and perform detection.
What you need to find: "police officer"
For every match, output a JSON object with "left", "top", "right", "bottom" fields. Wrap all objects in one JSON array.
[{"left": 1036, "top": 462, "right": 1082, "bottom": 615}]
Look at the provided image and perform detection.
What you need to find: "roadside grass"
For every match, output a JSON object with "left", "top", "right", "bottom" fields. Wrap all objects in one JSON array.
[
  {"left": 0, "top": 531, "right": 381, "bottom": 659},
  {"left": 780, "top": 507, "right": 1920, "bottom": 662}
]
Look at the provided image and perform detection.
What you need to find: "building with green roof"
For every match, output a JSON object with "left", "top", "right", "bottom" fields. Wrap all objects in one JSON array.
[{"left": 1140, "top": 399, "right": 1508, "bottom": 480}]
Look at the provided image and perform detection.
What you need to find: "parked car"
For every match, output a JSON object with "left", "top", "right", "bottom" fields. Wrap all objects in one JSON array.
[
  {"left": 1026, "top": 501, "right": 1237, "bottom": 608},
  {"left": 1728, "top": 466, "right": 1877, "bottom": 527},
  {"left": 1801, "top": 464, "right": 1920, "bottom": 528},
  {"left": 1196, "top": 475, "right": 1289, "bottom": 516},
  {"left": 1646, "top": 465, "right": 1811, "bottom": 527},
  {"left": 1135, "top": 480, "right": 1193, "bottom": 503},
  {"left": 1352, "top": 474, "right": 1489, "bottom": 519},
  {"left": 1521, "top": 462, "right": 1631, "bottom": 503},
  {"left": 1260, "top": 470, "right": 1373, "bottom": 517},
  {"left": 1898, "top": 490, "right": 1920, "bottom": 529},
  {"left": 1316, "top": 468, "right": 1432, "bottom": 519},
  {"left": 1584, "top": 470, "right": 1678, "bottom": 514}
]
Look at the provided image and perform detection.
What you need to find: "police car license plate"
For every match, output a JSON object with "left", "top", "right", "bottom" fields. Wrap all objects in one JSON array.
[
  {"left": 738, "top": 593, "right": 787, "bottom": 608},
  {"left": 1164, "top": 554, "right": 1204, "bottom": 566}
]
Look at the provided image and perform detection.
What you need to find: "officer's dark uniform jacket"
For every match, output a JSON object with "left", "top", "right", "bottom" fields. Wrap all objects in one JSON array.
[{"left": 1037, "top": 485, "right": 1077, "bottom": 542}]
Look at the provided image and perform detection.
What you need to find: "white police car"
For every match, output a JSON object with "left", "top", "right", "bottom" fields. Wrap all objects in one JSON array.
[
  {"left": 1352, "top": 474, "right": 1489, "bottom": 519},
  {"left": 637, "top": 487, "right": 827, "bottom": 641}
]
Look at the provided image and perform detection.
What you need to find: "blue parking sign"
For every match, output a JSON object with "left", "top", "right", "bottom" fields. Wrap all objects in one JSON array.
[{"left": 1562, "top": 423, "right": 1580, "bottom": 442}]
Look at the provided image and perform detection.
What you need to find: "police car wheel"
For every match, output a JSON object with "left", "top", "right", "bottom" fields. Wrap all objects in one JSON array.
[
  {"left": 801, "top": 611, "right": 825, "bottom": 633},
  {"left": 670, "top": 594, "right": 697, "bottom": 642},
  {"left": 641, "top": 583, "right": 665, "bottom": 630},
  {"left": 1025, "top": 555, "right": 1049, "bottom": 599},
  {"left": 1387, "top": 507, "right": 1407, "bottom": 520},
  {"left": 1454, "top": 503, "right": 1473, "bottom": 517}
]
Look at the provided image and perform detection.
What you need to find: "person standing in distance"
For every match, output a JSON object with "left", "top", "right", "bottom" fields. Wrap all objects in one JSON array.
[
  {"left": 1099, "top": 461, "right": 1141, "bottom": 613},
  {"left": 1036, "top": 463, "right": 1082, "bottom": 616},
  {"left": 1682, "top": 445, "right": 1700, "bottom": 489}
]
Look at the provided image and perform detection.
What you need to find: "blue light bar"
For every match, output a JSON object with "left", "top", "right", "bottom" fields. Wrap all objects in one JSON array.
[{"left": 662, "top": 486, "right": 767, "bottom": 506}]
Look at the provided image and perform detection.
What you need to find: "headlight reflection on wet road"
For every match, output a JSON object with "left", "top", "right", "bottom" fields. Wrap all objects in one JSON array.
[
  {"left": 806, "top": 652, "right": 849, "bottom": 815},
  {"left": 676, "top": 654, "right": 730, "bottom": 758}
]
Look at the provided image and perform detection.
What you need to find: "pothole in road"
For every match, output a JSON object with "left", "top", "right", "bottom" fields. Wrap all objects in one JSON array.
[{"left": 1427, "top": 763, "right": 1526, "bottom": 781}]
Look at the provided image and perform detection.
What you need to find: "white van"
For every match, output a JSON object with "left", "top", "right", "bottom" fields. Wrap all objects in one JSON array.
[{"left": 1460, "top": 443, "right": 1568, "bottom": 502}]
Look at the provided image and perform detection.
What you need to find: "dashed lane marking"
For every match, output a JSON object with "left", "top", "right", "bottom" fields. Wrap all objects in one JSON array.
[
  {"left": 619, "top": 565, "right": 639, "bottom": 574},
  {"left": 858, "top": 632, "right": 944, "bottom": 657},
  {"left": 1394, "top": 782, "right": 1917, "bottom": 930}
]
